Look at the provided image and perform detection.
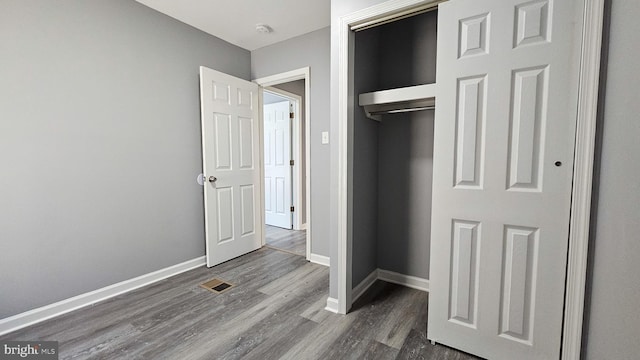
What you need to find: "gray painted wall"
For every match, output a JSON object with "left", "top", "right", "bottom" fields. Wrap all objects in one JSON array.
[
  {"left": 351, "top": 28, "right": 381, "bottom": 286},
  {"left": 584, "top": 0, "right": 640, "bottom": 358},
  {"left": 251, "top": 27, "right": 331, "bottom": 257},
  {"left": 0, "top": 0, "right": 250, "bottom": 318},
  {"left": 272, "top": 80, "right": 307, "bottom": 225},
  {"left": 376, "top": 111, "right": 434, "bottom": 280}
]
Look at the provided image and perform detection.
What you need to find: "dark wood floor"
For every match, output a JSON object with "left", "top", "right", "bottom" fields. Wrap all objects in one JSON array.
[
  {"left": 265, "top": 225, "right": 306, "bottom": 256},
  {"left": 1, "top": 247, "right": 477, "bottom": 360}
]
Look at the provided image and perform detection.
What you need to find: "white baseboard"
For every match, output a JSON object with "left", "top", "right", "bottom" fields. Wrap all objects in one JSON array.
[
  {"left": 325, "top": 297, "right": 339, "bottom": 313},
  {"left": 349, "top": 269, "right": 429, "bottom": 306},
  {"left": 308, "top": 253, "right": 330, "bottom": 267},
  {"left": 299, "top": 223, "right": 307, "bottom": 230},
  {"left": 352, "top": 269, "right": 378, "bottom": 304},
  {"left": 378, "top": 269, "right": 429, "bottom": 292},
  {"left": 0, "top": 256, "right": 206, "bottom": 336}
]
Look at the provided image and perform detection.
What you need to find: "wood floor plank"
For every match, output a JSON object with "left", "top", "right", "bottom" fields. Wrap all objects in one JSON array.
[
  {"left": 257, "top": 262, "right": 327, "bottom": 296},
  {"left": 299, "top": 296, "right": 333, "bottom": 324},
  {"left": 241, "top": 317, "right": 318, "bottom": 360},
  {"left": 265, "top": 225, "right": 306, "bottom": 256},
  {"left": 396, "top": 329, "right": 482, "bottom": 360},
  {"left": 375, "top": 287, "right": 425, "bottom": 349},
  {"left": 201, "top": 296, "right": 318, "bottom": 360},
  {"left": 1, "top": 246, "right": 476, "bottom": 360},
  {"left": 277, "top": 313, "right": 356, "bottom": 360},
  {"left": 317, "top": 282, "right": 408, "bottom": 360},
  {"left": 362, "top": 339, "right": 400, "bottom": 360}
]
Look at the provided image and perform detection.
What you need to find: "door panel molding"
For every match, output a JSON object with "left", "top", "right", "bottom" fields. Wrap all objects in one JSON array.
[{"left": 200, "top": 66, "right": 262, "bottom": 267}]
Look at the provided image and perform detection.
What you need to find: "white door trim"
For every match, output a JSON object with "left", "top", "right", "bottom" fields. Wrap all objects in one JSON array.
[
  {"left": 336, "top": 1, "right": 605, "bottom": 358},
  {"left": 562, "top": 0, "right": 606, "bottom": 358},
  {"left": 254, "top": 67, "right": 312, "bottom": 261},
  {"left": 263, "top": 87, "right": 304, "bottom": 231}
]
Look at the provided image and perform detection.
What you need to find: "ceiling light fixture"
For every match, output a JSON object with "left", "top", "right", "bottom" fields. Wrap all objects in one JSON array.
[{"left": 255, "top": 24, "right": 273, "bottom": 34}]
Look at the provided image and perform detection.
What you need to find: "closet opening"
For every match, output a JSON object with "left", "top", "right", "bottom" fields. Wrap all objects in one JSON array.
[{"left": 350, "top": 9, "right": 438, "bottom": 306}]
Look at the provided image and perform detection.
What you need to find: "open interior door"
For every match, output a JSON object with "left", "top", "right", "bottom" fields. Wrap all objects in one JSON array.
[
  {"left": 200, "top": 66, "right": 262, "bottom": 267},
  {"left": 264, "top": 100, "right": 293, "bottom": 229},
  {"left": 428, "top": 0, "right": 583, "bottom": 359}
]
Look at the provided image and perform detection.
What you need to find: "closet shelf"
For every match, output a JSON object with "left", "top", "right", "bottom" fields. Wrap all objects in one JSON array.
[{"left": 359, "top": 83, "right": 436, "bottom": 121}]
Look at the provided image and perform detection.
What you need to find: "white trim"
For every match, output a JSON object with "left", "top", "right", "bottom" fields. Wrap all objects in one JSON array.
[
  {"left": 325, "top": 297, "right": 339, "bottom": 313},
  {"left": 300, "top": 223, "right": 307, "bottom": 231},
  {"left": 377, "top": 269, "right": 429, "bottom": 292},
  {"left": 351, "top": 268, "right": 429, "bottom": 305},
  {"left": 254, "top": 68, "right": 307, "bottom": 87},
  {"left": 263, "top": 87, "right": 304, "bottom": 231},
  {"left": 562, "top": 0, "right": 605, "bottom": 359},
  {"left": 337, "top": 0, "right": 603, "bottom": 357},
  {"left": 254, "top": 67, "right": 312, "bottom": 261},
  {"left": 258, "top": 89, "right": 266, "bottom": 247},
  {"left": 352, "top": 269, "right": 379, "bottom": 304},
  {"left": 0, "top": 256, "right": 205, "bottom": 336},
  {"left": 309, "top": 253, "right": 330, "bottom": 267},
  {"left": 337, "top": 0, "right": 443, "bottom": 316}
]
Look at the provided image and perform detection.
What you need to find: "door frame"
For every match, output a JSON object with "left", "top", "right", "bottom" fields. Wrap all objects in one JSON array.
[
  {"left": 254, "top": 67, "right": 312, "bottom": 261},
  {"left": 262, "top": 87, "right": 304, "bottom": 231},
  {"left": 335, "top": 1, "right": 605, "bottom": 359}
]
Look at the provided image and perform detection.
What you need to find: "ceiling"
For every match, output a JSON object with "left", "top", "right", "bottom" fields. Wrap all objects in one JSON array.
[{"left": 135, "top": 0, "right": 331, "bottom": 51}]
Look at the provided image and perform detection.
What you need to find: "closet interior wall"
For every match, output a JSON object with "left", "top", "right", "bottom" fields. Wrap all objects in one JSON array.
[{"left": 352, "top": 11, "right": 438, "bottom": 288}]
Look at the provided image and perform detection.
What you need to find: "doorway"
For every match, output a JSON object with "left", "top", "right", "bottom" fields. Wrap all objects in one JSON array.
[
  {"left": 262, "top": 85, "right": 307, "bottom": 257},
  {"left": 254, "top": 68, "right": 312, "bottom": 261}
]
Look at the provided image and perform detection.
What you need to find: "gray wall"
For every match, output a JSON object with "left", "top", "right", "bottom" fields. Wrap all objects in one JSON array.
[
  {"left": 0, "top": 0, "right": 250, "bottom": 318},
  {"left": 272, "top": 80, "right": 307, "bottom": 225},
  {"left": 377, "top": 111, "right": 434, "bottom": 280},
  {"left": 584, "top": 0, "right": 640, "bottom": 358},
  {"left": 351, "top": 28, "right": 381, "bottom": 286},
  {"left": 251, "top": 27, "right": 331, "bottom": 257}
]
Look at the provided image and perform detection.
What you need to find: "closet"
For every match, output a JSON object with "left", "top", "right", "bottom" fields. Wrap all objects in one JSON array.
[
  {"left": 351, "top": 10, "right": 437, "bottom": 291},
  {"left": 345, "top": 0, "right": 585, "bottom": 359}
]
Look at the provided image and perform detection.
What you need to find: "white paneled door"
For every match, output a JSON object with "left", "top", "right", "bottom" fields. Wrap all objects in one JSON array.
[
  {"left": 200, "top": 66, "right": 262, "bottom": 267},
  {"left": 428, "top": 1, "right": 582, "bottom": 359},
  {"left": 264, "top": 101, "right": 293, "bottom": 229}
]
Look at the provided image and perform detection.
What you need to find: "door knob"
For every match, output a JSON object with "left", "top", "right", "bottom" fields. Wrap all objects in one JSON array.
[{"left": 208, "top": 176, "right": 217, "bottom": 183}]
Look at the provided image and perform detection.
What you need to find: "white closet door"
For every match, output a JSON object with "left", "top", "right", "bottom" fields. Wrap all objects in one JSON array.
[
  {"left": 428, "top": 0, "right": 582, "bottom": 359},
  {"left": 200, "top": 66, "right": 262, "bottom": 267},
  {"left": 264, "top": 101, "right": 293, "bottom": 229}
]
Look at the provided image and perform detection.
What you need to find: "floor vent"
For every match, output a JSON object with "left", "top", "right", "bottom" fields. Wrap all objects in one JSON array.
[{"left": 200, "top": 278, "right": 234, "bottom": 294}]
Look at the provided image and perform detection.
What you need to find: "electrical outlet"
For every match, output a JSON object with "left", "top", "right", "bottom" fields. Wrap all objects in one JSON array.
[{"left": 322, "top": 131, "right": 329, "bottom": 144}]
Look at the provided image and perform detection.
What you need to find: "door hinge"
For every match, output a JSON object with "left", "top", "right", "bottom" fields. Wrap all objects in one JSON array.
[
  {"left": 290, "top": 206, "right": 295, "bottom": 212},
  {"left": 290, "top": 160, "right": 294, "bottom": 166},
  {"left": 290, "top": 112, "right": 294, "bottom": 119}
]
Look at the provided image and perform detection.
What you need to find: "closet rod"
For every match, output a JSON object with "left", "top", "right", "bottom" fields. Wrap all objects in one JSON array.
[{"left": 368, "top": 106, "right": 435, "bottom": 116}]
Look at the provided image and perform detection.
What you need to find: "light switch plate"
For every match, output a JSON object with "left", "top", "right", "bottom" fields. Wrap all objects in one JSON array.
[{"left": 322, "top": 131, "right": 329, "bottom": 144}]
